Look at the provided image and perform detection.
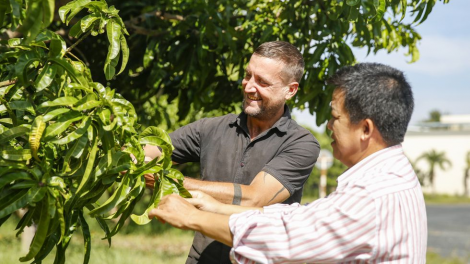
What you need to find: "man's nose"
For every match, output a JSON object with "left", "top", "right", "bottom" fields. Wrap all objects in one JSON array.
[
  {"left": 243, "top": 78, "right": 256, "bottom": 93},
  {"left": 327, "top": 118, "right": 333, "bottom": 130}
]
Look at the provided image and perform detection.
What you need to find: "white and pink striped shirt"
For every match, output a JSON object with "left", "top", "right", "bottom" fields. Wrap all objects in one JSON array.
[{"left": 229, "top": 145, "right": 427, "bottom": 264}]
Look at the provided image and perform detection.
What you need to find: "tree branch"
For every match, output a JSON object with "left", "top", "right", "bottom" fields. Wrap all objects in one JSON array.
[
  {"left": 66, "top": 30, "right": 92, "bottom": 54},
  {"left": 0, "top": 80, "right": 16, "bottom": 88}
]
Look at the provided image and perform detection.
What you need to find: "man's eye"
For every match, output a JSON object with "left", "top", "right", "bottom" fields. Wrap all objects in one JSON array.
[{"left": 259, "top": 80, "right": 269, "bottom": 86}]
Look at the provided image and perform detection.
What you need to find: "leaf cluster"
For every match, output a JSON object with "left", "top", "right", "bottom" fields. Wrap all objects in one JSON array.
[{"left": 0, "top": 1, "right": 189, "bottom": 263}]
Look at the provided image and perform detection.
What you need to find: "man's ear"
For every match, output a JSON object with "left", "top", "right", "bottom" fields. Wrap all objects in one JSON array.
[
  {"left": 285, "top": 82, "right": 299, "bottom": 100},
  {"left": 361, "top": 118, "right": 375, "bottom": 141}
]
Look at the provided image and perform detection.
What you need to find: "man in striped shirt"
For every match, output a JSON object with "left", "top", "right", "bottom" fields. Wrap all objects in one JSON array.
[{"left": 150, "top": 63, "right": 428, "bottom": 263}]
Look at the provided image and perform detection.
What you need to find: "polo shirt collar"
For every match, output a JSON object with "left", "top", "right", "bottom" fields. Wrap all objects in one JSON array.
[{"left": 230, "top": 105, "right": 292, "bottom": 134}]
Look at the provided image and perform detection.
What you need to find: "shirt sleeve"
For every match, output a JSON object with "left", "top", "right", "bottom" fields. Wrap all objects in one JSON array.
[
  {"left": 229, "top": 189, "right": 376, "bottom": 264},
  {"left": 262, "top": 131, "right": 320, "bottom": 196},
  {"left": 169, "top": 118, "right": 207, "bottom": 163}
]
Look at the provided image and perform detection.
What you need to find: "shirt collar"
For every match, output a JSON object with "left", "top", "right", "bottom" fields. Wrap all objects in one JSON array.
[
  {"left": 336, "top": 144, "right": 404, "bottom": 185},
  {"left": 230, "top": 105, "right": 292, "bottom": 134}
]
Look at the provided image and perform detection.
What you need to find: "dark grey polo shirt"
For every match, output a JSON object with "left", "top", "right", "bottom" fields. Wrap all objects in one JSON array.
[{"left": 170, "top": 106, "right": 320, "bottom": 264}]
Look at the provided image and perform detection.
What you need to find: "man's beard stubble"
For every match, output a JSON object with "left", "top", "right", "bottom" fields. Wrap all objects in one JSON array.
[{"left": 242, "top": 98, "right": 285, "bottom": 121}]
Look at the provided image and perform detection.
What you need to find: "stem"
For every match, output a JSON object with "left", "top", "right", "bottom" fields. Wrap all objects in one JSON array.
[
  {"left": 0, "top": 79, "right": 16, "bottom": 88},
  {"left": 66, "top": 30, "right": 92, "bottom": 54}
]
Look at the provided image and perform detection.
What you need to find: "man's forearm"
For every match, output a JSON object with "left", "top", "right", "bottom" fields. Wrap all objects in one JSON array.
[
  {"left": 188, "top": 211, "right": 234, "bottom": 247},
  {"left": 183, "top": 171, "right": 290, "bottom": 207},
  {"left": 184, "top": 177, "right": 238, "bottom": 204}
]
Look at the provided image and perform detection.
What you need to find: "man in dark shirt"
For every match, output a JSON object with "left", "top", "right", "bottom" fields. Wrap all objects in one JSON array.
[{"left": 144, "top": 41, "right": 320, "bottom": 264}]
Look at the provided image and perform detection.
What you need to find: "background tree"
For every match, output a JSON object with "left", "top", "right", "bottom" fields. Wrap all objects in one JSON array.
[
  {"left": 416, "top": 149, "right": 452, "bottom": 194},
  {"left": 424, "top": 109, "right": 442, "bottom": 123},
  {"left": 1, "top": 0, "right": 449, "bottom": 130}
]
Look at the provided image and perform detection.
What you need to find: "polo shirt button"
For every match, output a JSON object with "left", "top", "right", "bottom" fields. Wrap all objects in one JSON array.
[{"left": 240, "top": 162, "right": 244, "bottom": 167}]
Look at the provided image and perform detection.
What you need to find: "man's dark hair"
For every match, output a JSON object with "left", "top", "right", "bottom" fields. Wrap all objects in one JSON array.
[
  {"left": 254, "top": 41, "right": 304, "bottom": 83},
  {"left": 328, "top": 63, "right": 414, "bottom": 146}
]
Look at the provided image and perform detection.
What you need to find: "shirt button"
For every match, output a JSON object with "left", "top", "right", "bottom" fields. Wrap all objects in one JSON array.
[{"left": 240, "top": 162, "right": 244, "bottom": 167}]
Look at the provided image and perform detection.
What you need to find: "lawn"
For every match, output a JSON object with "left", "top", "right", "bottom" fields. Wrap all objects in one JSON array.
[{"left": 0, "top": 215, "right": 193, "bottom": 264}]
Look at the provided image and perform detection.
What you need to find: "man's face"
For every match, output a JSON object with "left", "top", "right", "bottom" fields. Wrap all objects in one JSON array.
[
  {"left": 327, "top": 89, "right": 363, "bottom": 167},
  {"left": 242, "top": 55, "right": 291, "bottom": 120}
]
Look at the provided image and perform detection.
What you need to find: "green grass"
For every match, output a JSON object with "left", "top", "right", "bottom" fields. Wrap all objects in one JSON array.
[
  {"left": 426, "top": 251, "right": 469, "bottom": 264},
  {"left": 423, "top": 193, "right": 470, "bottom": 204},
  {"left": 0, "top": 215, "right": 193, "bottom": 264}
]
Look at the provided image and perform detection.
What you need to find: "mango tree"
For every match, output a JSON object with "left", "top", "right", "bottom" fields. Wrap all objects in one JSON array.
[{"left": 0, "top": 0, "right": 188, "bottom": 263}]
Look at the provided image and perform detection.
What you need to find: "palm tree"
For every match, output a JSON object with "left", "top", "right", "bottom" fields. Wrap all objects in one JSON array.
[
  {"left": 416, "top": 149, "right": 452, "bottom": 194},
  {"left": 464, "top": 151, "right": 470, "bottom": 197}
]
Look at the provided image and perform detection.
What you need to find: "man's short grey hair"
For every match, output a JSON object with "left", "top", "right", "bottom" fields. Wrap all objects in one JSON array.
[{"left": 254, "top": 41, "right": 304, "bottom": 83}]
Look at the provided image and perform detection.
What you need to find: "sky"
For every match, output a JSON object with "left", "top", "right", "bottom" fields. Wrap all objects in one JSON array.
[{"left": 293, "top": 0, "right": 470, "bottom": 131}]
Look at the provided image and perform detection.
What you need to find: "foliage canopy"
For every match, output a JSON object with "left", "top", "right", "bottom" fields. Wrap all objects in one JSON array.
[
  {"left": 23, "top": 0, "right": 447, "bottom": 128},
  {"left": 0, "top": 1, "right": 190, "bottom": 263}
]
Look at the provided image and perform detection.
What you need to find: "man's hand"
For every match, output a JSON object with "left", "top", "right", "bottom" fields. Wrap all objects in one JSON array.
[
  {"left": 186, "top": 190, "right": 223, "bottom": 214},
  {"left": 148, "top": 194, "right": 198, "bottom": 229},
  {"left": 144, "top": 173, "right": 157, "bottom": 189}
]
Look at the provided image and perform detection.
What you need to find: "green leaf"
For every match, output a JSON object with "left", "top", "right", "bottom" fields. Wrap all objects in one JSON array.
[
  {"left": 10, "top": 101, "right": 36, "bottom": 115},
  {"left": 19, "top": 0, "right": 43, "bottom": 44},
  {"left": 0, "top": 171, "right": 32, "bottom": 190},
  {"left": 20, "top": 195, "right": 51, "bottom": 261},
  {"left": 73, "top": 93, "right": 101, "bottom": 111},
  {"left": 43, "top": 108, "right": 71, "bottom": 122},
  {"left": 374, "top": 0, "right": 386, "bottom": 21},
  {"left": 43, "top": 0, "right": 55, "bottom": 27},
  {"left": 346, "top": 0, "right": 360, "bottom": 6},
  {"left": 68, "top": 135, "right": 88, "bottom": 159},
  {"left": 80, "top": 13, "right": 100, "bottom": 32},
  {"left": 348, "top": 5, "right": 359, "bottom": 21},
  {"left": 106, "top": 19, "right": 121, "bottom": 60},
  {"left": 69, "top": 19, "right": 84, "bottom": 38},
  {"left": 43, "top": 113, "right": 83, "bottom": 139},
  {"left": 49, "top": 39, "right": 65, "bottom": 58},
  {"left": 29, "top": 116, "right": 46, "bottom": 161},
  {"left": 39, "top": 96, "right": 79, "bottom": 108},
  {"left": 400, "top": 0, "right": 407, "bottom": 21},
  {"left": 104, "top": 19, "right": 122, "bottom": 80},
  {"left": 74, "top": 133, "right": 99, "bottom": 196},
  {"left": 89, "top": 175, "right": 131, "bottom": 217},
  {"left": 50, "top": 116, "right": 91, "bottom": 145},
  {"left": 1, "top": 148, "right": 32, "bottom": 161},
  {"left": 0, "top": 0, "right": 12, "bottom": 27},
  {"left": 58, "top": 0, "right": 92, "bottom": 25},
  {"left": 107, "top": 182, "right": 145, "bottom": 236},
  {"left": 0, "top": 126, "right": 30, "bottom": 142},
  {"left": 0, "top": 186, "right": 46, "bottom": 219},
  {"left": 117, "top": 34, "right": 129, "bottom": 75},
  {"left": 34, "top": 63, "right": 57, "bottom": 91},
  {"left": 48, "top": 57, "right": 88, "bottom": 86},
  {"left": 77, "top": 211, "right": 91, "bottom": 264},
  {"left": 104, "top": 53, "right": 119, "bottom": 80}
]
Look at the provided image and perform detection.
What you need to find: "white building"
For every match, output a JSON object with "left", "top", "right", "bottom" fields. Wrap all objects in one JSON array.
[{"left": 403, "top": 115, "right": 470, "bottom": 196}]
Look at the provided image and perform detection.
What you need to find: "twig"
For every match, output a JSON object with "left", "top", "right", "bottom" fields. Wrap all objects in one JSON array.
[
  {"left": 0, "top": 79, "right": 16, "bottom": 88},
  {"left": 66, "top": 30, "right": 92, "bottom": 54}
]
